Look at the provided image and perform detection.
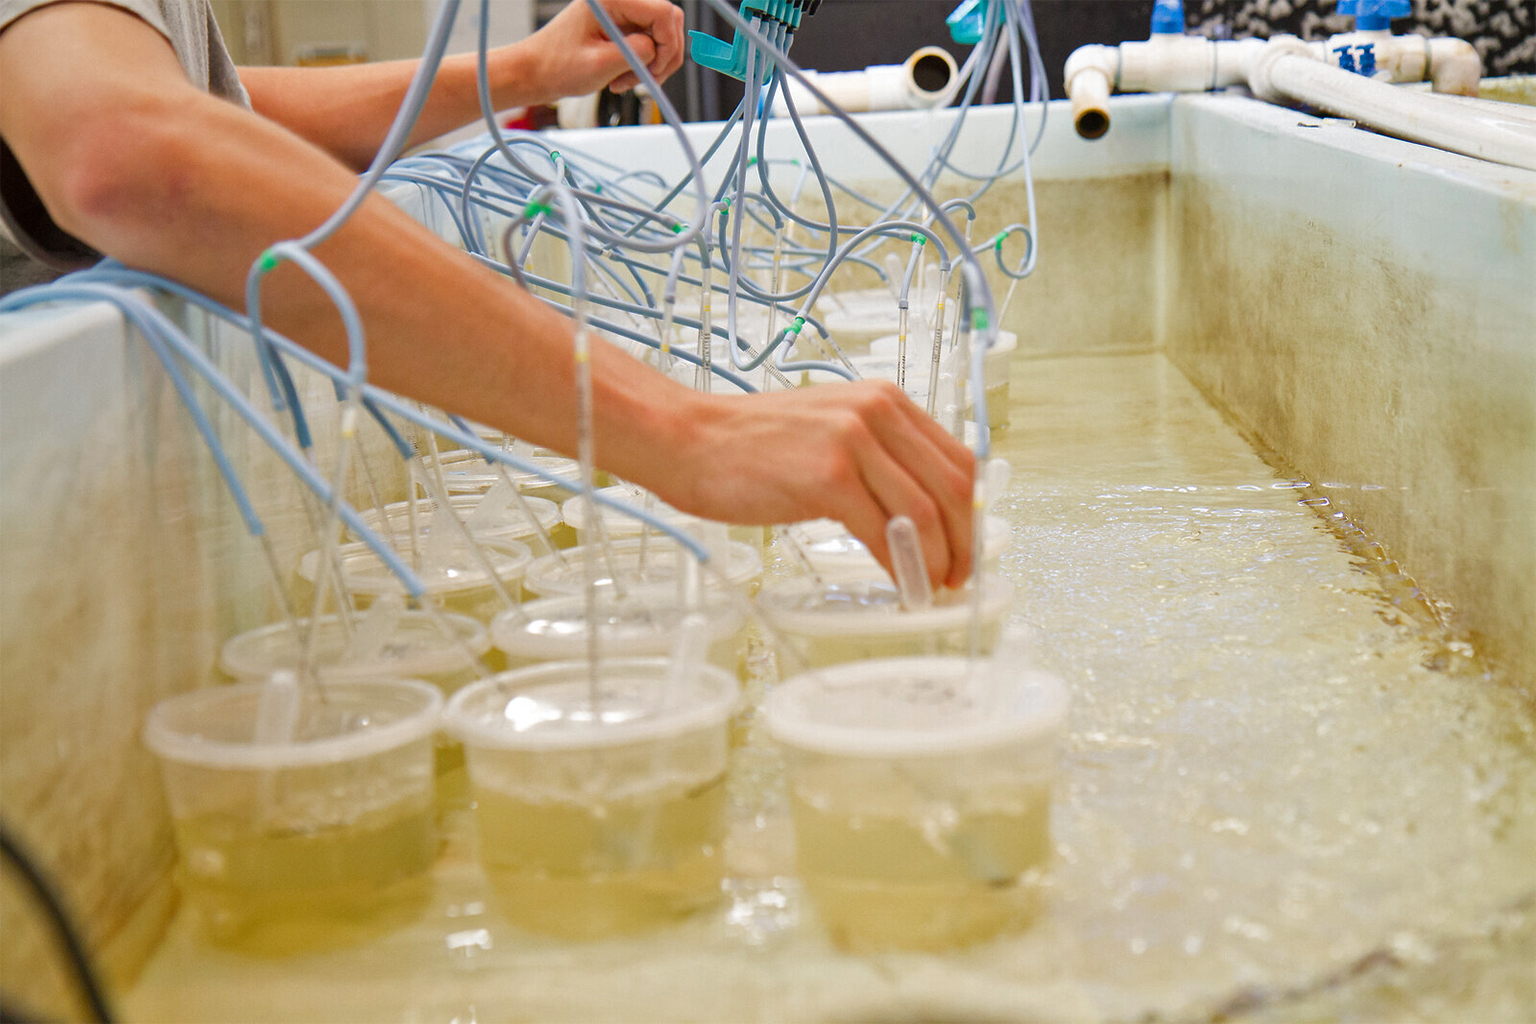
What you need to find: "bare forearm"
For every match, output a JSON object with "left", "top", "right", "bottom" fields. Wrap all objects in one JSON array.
[
  {"left": 24, "top": 81, "right": 696, "bottom": 488},
  {"left": 238, "top": 47, "right": 538, "bottom": 171}
]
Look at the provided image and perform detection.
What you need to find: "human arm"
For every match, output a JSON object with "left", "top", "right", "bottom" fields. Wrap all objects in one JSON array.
[
  {"left": 0, "top": 3, "right": 975, "bottom": 586},
  {"left": 238, "top": 0, "right": 687, "bottom": 171}
]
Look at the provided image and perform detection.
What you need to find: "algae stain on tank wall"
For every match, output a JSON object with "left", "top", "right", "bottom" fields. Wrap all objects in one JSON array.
[{"left": 1165, "top": 174, "right": 1536, "bottom": 687}]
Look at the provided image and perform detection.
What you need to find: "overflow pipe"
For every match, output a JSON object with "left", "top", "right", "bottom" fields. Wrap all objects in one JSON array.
[{"left": 772, "top": 46, "right": 960, "bottom": 116}]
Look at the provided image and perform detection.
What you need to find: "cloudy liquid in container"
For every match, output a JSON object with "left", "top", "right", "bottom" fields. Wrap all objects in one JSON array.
[
  {"left": 790, "top": 778, "right": 1051, "bottom": 951},
  {"left": 126, "top": 347, "right": 1536, "bottom": 1022},
  {"left": 172, "top": 799, "right": 436, "bottom": 956},
  {"left": 474, "top": 774, "right": 728, "bottom": 938}
]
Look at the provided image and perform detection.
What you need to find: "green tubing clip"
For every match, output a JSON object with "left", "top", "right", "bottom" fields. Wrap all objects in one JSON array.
[
  {"left": 994, "top": 232, "right": 1008, "bottom": 251},
  {"left": 257, "top": 250, "right": 280, "bottom": 273},
  {"left": 912, "top": 233, "right": 927, "bottom": 246},
  {"left": 789, "top": 315, "right": 806, "bottom": 334},
  {"left": 671, "top": 223, "right": 686, "bottom": 234},
  {"left": 689, "top": 0, "right": 822, "bottom": 83},
  {"left": 971, "top": 308, "right": 990, "bottom": 332},
  {"left": 548, "top": 150, "right": 561, "bottom": 163},
  {"left": 524, "top": 200, "right": 552, "bottom": 219}
]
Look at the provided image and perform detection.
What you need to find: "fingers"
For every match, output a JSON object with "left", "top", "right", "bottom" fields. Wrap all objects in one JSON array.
[
  {"left": 856, "top": 383, "right": 976, "bottom": 587},
  {"left": 850, "top": 427, "right": 958, "bottom": 590},
  {"left": 605, "top": 31, "right": 655, "bottom": 92},
  {"left": 604, "top": 0, "right": 686, "bottom": 85}
]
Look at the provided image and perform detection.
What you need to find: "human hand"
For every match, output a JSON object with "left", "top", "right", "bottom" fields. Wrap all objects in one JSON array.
[
  {"left": 657, "top": 381, "right": 978, "bottom": 590},
  {"left": 519, "top": 0, "right": 686, "bottom": 102}
]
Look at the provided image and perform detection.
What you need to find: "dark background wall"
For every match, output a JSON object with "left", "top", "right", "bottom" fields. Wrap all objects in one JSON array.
[{"left": 666, "top": 0, "right": 1535, "bottom": 121}]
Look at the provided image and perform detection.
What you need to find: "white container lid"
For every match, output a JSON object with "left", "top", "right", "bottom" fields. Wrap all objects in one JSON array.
[
  {"left": 219, "top": 612, "right": 488, "bottom": 684},
  {"left": 757, "top": 574, "right": 1013, "bottom": 637},
  {"left": 560, "top": 485, "right": 699, "bottom": 536},
  {"left": 444, "top": 658, "right": 738, "bottom": 750},
  {"left": 143, "top": 679, "right": 443, "bottom": 770},
  {"left": 871, "top": 329, "right": 1016, "bottom": 362},
  {"left": 765, "top": 656, "right": 1068, "bottom": 758},
  {"left": 428, "top": 450, "right": 580, "bottom": 496},
  {"left": 489, "top": 585, "right": 745, "bottom": 661},
  {"left": 786, "top": 516, "right": 1011, "bottom": 575},
  {"left": 523, "top": 537, "right": 761, "bottom": 598},
  {"left": 352, "top": 495, "right": 559, "bottom": 544},
  {"left": 847, "top": 354, "right": 932, "bottom": 398},
  {"left": 298, "top": 538, "right": 533, "bottom": 597}
]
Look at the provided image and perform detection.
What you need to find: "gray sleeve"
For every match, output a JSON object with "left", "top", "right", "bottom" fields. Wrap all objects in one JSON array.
[{"left": 0, "top": 0, "right": 246, "bottom": 276}]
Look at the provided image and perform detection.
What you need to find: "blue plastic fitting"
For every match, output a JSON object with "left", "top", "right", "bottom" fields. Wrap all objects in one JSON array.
[
  {"left": 1337, "top": 0, "right": 1410, "bottom": 32},
  {"left": 946, "top": 0, "right": 987, "bottom": 45},
  {"left": 689, "top": 0, "right": 820, "bottom": 83},
  {"left": 1150, "top": 0, "right": 1185, "bottom": 35}
]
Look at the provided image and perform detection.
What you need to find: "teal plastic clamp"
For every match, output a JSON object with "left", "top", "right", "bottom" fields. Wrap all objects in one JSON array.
[
  {"left": 946, "top": 0, "right": 987, "bottom": 45},
  {"left": 689, "top": 0, "right": 821, "bottom": 83}
]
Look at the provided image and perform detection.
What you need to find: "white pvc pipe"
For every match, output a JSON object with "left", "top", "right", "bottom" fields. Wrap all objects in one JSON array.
[
  {"left": 1248, "top": 38, "right": 1536, "bottom": 171},
  {"left": 1065, "top": 28, "right": 1483, "bottom": 141},
  {"left": 774, "top": 46, "right": 959, "bottom": 116}
]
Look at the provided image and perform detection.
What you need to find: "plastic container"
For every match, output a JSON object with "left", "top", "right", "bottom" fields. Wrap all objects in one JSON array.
[
  {"left": 444, "top": 658, "right": 738, "bottom": 938},
  {"left": 785, "top": 515, "right": 1013, "bottom": 578},
  {"left": 755, "top": 574, "right": 1014, "bottom": 670},
  {"left": 820, "top": 289, "right": 913, "bottom": 351},
  {"left": 846, "top": 353, "right": 933, "bottom": 403},
  {"left": 142, "top": 679, "right": 443, "bottom": 954},
  {"left": 350, "top": 494, "right": 565, "bottom": 554},
  {"left": 219, "top": 612, "right": 490, "bottom": 810},
  {"left": 421, "top": 449, "right": 581, "bottom": 503},
  {"left": 870, "top": 328, "right": 1015, "bottom": 428},
  {"left": 218, "top": 612, "right": 488, "bottom": 694},
  {"left": 522, "top": 536, "right": 762, "bottom": 599},
  {"left": 296, "top": 537, "right": 533, "bottom": 623},
  {"left": 560, "top": 485, "right": 763, "bottom": 551},
  {"left": 765, "top": 656, "right": 1068, "bottom": 951},
  {"left": 489, "top": 585, "right": 747, "bottom": 677}
]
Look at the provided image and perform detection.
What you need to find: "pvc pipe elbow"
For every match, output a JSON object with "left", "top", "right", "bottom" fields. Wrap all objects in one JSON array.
[
  {"left": 903, "top": 46, "right": 959, "bottom": 108},
  {"left": 774, "top": 47, "right": 959, "bottom": 115},
  {"left": 1249, "top": 35, "right": 1319, "bottom": 103},
  {"left": 1427, "top": 37, "right": 1481, "bottom": 96},
  {"left": 1065, "top": 45, "right": 1117, "bottom": 139}
]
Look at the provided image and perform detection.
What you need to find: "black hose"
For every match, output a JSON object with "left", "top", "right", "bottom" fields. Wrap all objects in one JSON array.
[{"left": 0, "top": 820, "right": 115, "bottom": 1024}]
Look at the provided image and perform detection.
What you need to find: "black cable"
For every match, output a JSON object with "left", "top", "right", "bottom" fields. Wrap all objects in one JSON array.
[{"left": 0, "top": 820, "right": 115, "bottom": 1024}]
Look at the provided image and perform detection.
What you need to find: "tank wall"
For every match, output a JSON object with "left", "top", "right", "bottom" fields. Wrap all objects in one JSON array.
[
  {"left": 1165, "top": 94, "right": 1536, "bottom": 684},
  {"left": 0, "top": 302, "right": 407, "bottom": 1016}
]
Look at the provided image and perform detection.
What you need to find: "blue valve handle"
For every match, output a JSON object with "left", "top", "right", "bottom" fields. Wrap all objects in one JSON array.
[
  {"left": 1150, "top": 0, "right": 1185, "bottom": 35},
  {"left": 946, "top": 0, "right": 987, "bottom": 45},
  {"left": 689, "top": 0, "right": 821, "bottom": 83},
  {"left": 1337, "top": 0, "right": 1410, "bottom": 31}
]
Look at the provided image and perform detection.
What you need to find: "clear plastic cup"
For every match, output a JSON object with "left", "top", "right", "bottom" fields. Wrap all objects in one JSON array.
[
  {"left": 488, "top": 585, "right": 747, "bottom": 678},
  {"left": 218, "top": 612, "right": 488, "bottom": 693},
  {"left": 444, "top": 658, "right": 738, "bottom": 938},
  {"left": 765, "top": 656, "right": 1068, "bottom": 951},
  {"left": 349, "top": 494, "right": 565, "bottom": 554},
  {"left": 784, "top": 515, "right": 1013, "bottom": 578},
  {"left": 870, "top": 329, "right": 1016, "bottom": 428},
  {"left": 218, "top": 613, "right": 489, "bottom": 810},
  {"left": 142, "top": 679, "right": 443, "bottom": 955},
  {"left": 522, "top": 536, "right": 762, "bottom": 599},
  {"left": 755, "top": 574, "right": 1014, "bottom": 670},
  {"left": 847, "top": 353, "right": 933, "bottom": 403},
  {"left": 296, "top": 537, "right": 533, "bottom": 623},
  {"left": 422, "top": 449, "right": 581, "bottom": 503},
  {"left": 559, "top": 486, "right": 764, "bottom": 551}
]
